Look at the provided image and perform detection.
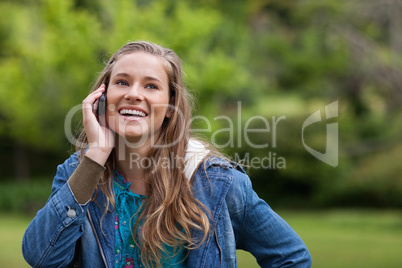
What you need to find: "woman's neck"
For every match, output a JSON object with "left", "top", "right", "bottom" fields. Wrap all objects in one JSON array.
[{"left": 114, "top": 138, "right": 151, "bottom": 196}]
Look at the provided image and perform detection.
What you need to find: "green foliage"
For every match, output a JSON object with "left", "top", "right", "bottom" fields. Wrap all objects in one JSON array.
[
  {"left": 318, "top": 144, "right": 402, "bottom": 208},
  {"left": 0, "top": 0, "right": 103, "bottom": 151},
  {"left": 0, "top": 179, "right": 52, "bottom": 214},
  {"left": 0, "top": 0, "right": 256, "bottom": 150}
]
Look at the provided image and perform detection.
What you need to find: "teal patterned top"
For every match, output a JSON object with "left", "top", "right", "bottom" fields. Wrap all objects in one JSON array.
[{"left": 113, "top": 170, "right": 188, "bottom": 268}]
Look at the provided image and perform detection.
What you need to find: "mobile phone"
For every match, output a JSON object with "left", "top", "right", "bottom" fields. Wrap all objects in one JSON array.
[{"left": 97, "top": 84, "right": 107, "bottom": 117}]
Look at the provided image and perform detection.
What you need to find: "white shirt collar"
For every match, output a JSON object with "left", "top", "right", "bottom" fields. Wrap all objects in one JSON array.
[{"left": 184, "top": 138, "right": 210, "bottom": 180}]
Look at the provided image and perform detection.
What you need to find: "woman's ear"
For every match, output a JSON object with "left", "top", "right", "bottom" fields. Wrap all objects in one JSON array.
[
  {"left": 165, "top": 95, "right": 175, "bottom": 118},
  {"left": 166, "top": 107, "right": 173, "bottom": 118}
]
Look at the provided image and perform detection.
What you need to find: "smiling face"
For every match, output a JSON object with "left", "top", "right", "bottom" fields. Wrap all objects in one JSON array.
[{"left": 106, "top": 52, "right": 171, "bottom": 147}]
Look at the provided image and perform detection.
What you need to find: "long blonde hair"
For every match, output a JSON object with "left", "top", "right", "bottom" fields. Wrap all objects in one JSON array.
[{"left": 76, "top": 41, "right": 211, "bottom": 267}]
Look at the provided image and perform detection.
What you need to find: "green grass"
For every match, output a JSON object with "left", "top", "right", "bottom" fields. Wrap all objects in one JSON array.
[
  {"left": 0, "top": 214, "right": 31, "bottom": 268},
  {"left": 283, "top": 210, "right": 402, "bottom": 268},
  {"left": 1, "top": 210, "right": 402, "bottom": 268}
]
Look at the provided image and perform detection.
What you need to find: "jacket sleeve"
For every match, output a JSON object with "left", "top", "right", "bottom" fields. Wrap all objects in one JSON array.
[
  {"left": 228, "top": 169, "right": 312, "bottom": 268},
  {"left": 22, "top": 153, "right": 90, "bottom": 268}
]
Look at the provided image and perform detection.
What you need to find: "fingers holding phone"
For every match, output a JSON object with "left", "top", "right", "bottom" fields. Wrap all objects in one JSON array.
[
  {"left": 83, "top": 84, "right": 106, "bottom": 124},
  {"left": 82, "top": 84, "right": 114, "bottom": 162},
  {"left": 95, "top": 85, "right": 108, "bottom": 127}
]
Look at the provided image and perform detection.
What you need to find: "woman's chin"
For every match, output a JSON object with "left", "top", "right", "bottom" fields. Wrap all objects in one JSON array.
[{"left": 117, "top": 132, "right": 148, "bottom": 145}]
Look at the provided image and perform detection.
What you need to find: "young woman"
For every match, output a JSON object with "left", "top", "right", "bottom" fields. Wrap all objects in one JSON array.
[{"left": 22, "top": 41, "right": 312, "bottom": 268}]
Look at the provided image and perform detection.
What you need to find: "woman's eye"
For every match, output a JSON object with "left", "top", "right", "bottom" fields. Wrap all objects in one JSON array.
[
  {"left": 146, "top": 84, "right": 158, "bottom": 90},
  {"left": 116, "top": 80, "right": 128, "bottom": 86}
]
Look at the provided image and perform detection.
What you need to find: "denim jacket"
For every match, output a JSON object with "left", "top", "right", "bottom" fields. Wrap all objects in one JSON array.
[{"left": 22, "top": 153, "right": 312, "bottom": 268}]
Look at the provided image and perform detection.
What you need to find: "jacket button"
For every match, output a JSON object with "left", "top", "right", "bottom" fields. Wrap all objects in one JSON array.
[{"left": 67, "top": 208, "right": 76, "bottom": 218}]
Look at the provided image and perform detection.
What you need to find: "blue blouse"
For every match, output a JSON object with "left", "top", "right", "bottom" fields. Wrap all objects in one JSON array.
[{"left": 113, "top": 171, "right": 188, "bottom": 268}]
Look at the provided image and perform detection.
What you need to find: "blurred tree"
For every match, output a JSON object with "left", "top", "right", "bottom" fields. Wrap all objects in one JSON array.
[
  {"left": 0, "top": 0, "right": 103, "bottom": 179},
  {"left": 0, "top": 0, "right": 257, "bottom": 179},
  {"left": 226, "top": 0, "right": 402, "bottom": 207}
]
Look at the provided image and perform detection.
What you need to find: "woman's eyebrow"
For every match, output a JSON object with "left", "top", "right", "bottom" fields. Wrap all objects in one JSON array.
[
  {"left": 112, "top": 73, "right": 162, "bottom": 83},
  {"left": 112, "top": 72, "right": 130, "bottom": 78},
  {"left": 144, "top": 76, "right": 162, "bottom": 83}
]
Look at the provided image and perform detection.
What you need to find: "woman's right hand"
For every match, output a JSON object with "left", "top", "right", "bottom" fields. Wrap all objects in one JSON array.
[{"left": 82, "top": 84, "right": 114, "bottom": 166}]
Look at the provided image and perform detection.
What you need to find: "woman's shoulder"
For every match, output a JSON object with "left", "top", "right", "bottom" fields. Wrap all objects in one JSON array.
[
  {"left": 193, "top": 156, "right": 252, "bottom": 213},
  {"left": 206, "top": 155, "right": 247, "bottom": 174},
  {"left": 195, "top": 156, "right": 251, "bottom": 187}
]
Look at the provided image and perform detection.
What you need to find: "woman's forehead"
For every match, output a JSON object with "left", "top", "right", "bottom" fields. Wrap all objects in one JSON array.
[{"left": 110, "top": 52, "right": 169, "bottom": 82}]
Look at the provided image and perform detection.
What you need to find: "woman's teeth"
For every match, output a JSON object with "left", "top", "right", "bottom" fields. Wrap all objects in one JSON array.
[{"left": 119, "top": 109, "right": 146, "bottom": 117}]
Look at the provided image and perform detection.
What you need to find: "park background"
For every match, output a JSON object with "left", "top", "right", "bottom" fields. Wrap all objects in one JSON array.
[{"left": 0, "top": 0, "right": 401, "bottom": 267}]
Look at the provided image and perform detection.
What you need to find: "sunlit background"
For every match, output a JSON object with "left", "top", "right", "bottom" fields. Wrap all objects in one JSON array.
[{"left": 0, "top": 0, "right": 401, "bottom": 267}]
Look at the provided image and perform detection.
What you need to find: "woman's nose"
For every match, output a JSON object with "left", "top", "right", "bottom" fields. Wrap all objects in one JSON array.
[{"left": 124, "top": 84, "right": 144, "bottom": 101}]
